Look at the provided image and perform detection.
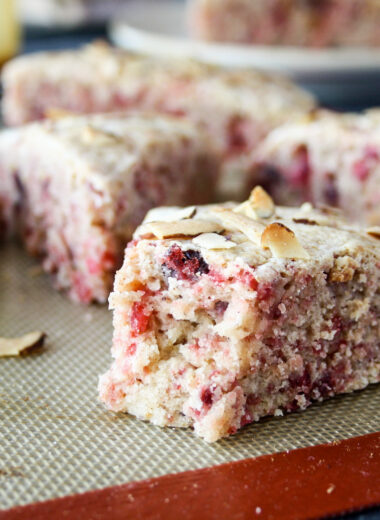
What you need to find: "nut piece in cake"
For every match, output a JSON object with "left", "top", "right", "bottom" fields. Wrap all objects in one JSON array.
[
  {"left": 0, "top": 113, "right": 219, "bottom": 303},
  {"left": 99, "top": 192, "right": 380, "bottom": 441}
]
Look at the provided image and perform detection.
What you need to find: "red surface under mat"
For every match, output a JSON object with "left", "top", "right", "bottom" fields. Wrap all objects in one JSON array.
[{"left": 2, "top": 432, "right": 380, "bottom": 520}]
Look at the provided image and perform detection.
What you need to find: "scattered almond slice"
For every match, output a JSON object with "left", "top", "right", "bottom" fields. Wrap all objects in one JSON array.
[
  {"left": 138, "top": 219, "right": 223, "bottom": 239},
  {"left": 261, "top": 222, "right": 309, "bottom": 259},
  {"left": 211, "top": 208, "right": 264, "bottom": 246},
  {"left": 248, "top": 186, "right": 275, "bottom": 218},
  {"left": 144, "top": 206, "right": 196, "bottom": 224},
  {"left": 192, "top": 233, "right": 237, "bottom": 250},
  {"left": 366, "top": 226, "right": 380, "bottom": 240},
  {"left": 0, "top": 331, "right": 46, "bottom": 357}
]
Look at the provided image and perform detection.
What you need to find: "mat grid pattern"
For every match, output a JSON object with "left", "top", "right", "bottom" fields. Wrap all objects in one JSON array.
[{"left": 0, "top": 243, "right": 379, "bottom": 509}]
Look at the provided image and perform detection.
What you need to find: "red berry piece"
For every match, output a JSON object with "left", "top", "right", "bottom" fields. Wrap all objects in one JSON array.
[{"left": 130, "top": 302, "right": 151, "bottom": 335}]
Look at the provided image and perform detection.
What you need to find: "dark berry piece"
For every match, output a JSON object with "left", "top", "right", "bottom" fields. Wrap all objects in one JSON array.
[
  {"left": 162, "top": 244, "right": 209, "bottom": 281},
  {"left": 323, "top": 173, "right": 339, "bottom": 206},
  {"left": 200, "top": 387, "right": 213, "bottom": 407}
]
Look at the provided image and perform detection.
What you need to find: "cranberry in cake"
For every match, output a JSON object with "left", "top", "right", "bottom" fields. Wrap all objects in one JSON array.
[
  {"left": 0, "top": 112, "right": 218, "bottom": 303},
  {"left": 251, "top": 110, "right": 380, "bottom": 226},
  {"left": 1, "top": 42, "right": 314, "bottom": 199},
  {"left": 189, "top": 0, "right": 380, "bottom": 47},
  {"left": 99, "top": 187, "right": 380, "bottom": 441}
]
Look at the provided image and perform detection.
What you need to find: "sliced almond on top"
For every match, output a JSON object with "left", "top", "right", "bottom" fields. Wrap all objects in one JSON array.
[
  {"left": 316, "top": 204, "right": 343, "bottom": 217},
  {"left": 234, "top": 186, "right": 275, "bottom": 220},
  {"left": 0, "top": 331, "right": 46, "bottom": 357},
  {"left": 138, "top": 219, "right": 223, "bottom": 239},
  {"left": 144, "top": 206, "right": 196, "bottom": 224},
  {"left": 45, "top": 108, "right": 76, "bottom": 120},
  {"left": 233, "top": 200, "right": 257, "bottom": 220},
  {"left": 192, "top": 233, "right": 236, "bottom": 250},
  {"left": 261, "top": 222, "right": 309, "bottom": 259},
  {"left": 248, "top": 186, "right": 275, "bottom": 218},
  {"left": 366, "top": 226, "right": 380, "bottom": 240},
  {"left": 292, "top": 218, "right": 318, "bottom": 226},
  {"left": 211, "top": 208, "right": 264, "bottom": 246},
  {"left": 82, "top": 126, "right": 122, "bottom": 146},
  {"left": 300, "top": 202, "right": 313, "bottom": 213}
]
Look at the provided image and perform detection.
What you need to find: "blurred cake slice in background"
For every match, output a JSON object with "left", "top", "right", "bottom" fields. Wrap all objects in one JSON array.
[
  {"left": 1, "top": 42, "right": 315, "bottom": 200},
  {"left": 189, "top": 0, "right": 380, "bottom": 48},
  {"left": 0, "top": 112, "right": 219, "bottom": 302},
  {"left": 251, "top": 110, "right": 380, "bottom": 225}
]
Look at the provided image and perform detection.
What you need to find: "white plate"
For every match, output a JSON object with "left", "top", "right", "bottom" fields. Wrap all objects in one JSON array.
[
  {"left": 109, "top": 0, "right": 380, "bottom": 107},
  {"left": 110, "top": 0, "right": 380, "bottom": 75}
]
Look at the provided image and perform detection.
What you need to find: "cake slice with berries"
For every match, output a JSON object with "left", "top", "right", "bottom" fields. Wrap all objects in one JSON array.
[
  {"left": 1, "top": 42, "right": 314, "bottom": 199},
  {"left": 189, "top": 0, "right": 380, "bottom": 47},
  {"left": 99, "top": 187, "right": 380, "bottom": 442},
  {"left": 252, "top": 110, "right": 380, "bottom": 226},
  {"left": 0, "top": 112, "right": 218, "bottom": 302}
]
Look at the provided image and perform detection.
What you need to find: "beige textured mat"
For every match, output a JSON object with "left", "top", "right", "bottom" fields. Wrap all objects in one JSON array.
[{"left": 0, "top": 242, "right": 379, "bottom": 510}]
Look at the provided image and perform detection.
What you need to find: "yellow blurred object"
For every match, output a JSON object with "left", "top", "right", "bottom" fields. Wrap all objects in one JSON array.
[{"left": 0, "top": 0, "right": 20, "bottom": 65}]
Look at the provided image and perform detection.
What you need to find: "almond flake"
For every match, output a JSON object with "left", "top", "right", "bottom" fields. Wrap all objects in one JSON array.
[
  {"left": 82, "top": 126, "right": 122, "bottom": 146},
  {"left": 366, "top": 226, "right": 380, "bottom": 240},
  {"left": 138, "top": 219, "right": 223, "bottom": 239},
  {"left": 46, "top": 108, "right": 76, "bottom": 120},
  {"left": 192, "top": 233, "right": 236, "bottom": 250},
  {"left": 248, "top": 186, "right": 275, "bottom": 218},
  {"left": 233, "top": 200, "right": 257, "bottom": 220},
  {"left": 316, "top": 204, "right": 343, "bottom": 217},
  {"left": 234, "top": 187, "right": 275, "bottom": 220},
  {"left": 211, "top": 208, "right": 264, "bottom": 246},
  {"left": 300, "top": 202, "right": 313, "bottom": 213},
  {"left": 292, "top": 218, "right": 318, "bottom": 225},
  {"left": 261, "top": 222, "right": 309, "bottom": 259},
  {"left": 0, "top": 331, "right": 46, "bottom": 357},
  {"left": 144, "top": 206, "right": 196, "bottom": 224}
]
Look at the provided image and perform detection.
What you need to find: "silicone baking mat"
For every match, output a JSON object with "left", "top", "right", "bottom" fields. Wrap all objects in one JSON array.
[{"left": 1, "top": 242, "right": 379, "bottom": 510}]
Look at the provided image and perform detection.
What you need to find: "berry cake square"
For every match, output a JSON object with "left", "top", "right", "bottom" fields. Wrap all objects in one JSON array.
[
  {"left": 252, "top": 110, "right": 380, "bottom": 226},
  {"left": 0, "top": 112, "right": 218, "bottom": 303},
  {"left": 189, "top": 0, "right": 380, "bottom": 47},
  {"left": 1, "top": 42, "right": 314, "bottom": 199},
  {"left": 99, "top": 187, "right": 380, "bottom": 441}
]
